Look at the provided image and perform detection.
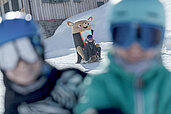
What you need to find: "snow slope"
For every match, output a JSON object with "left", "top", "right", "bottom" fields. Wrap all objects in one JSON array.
[
  {"left": 43, "top": 0, "right": 171, "bottom": 73},
  {"left": 44, "top": 2, "right": 114, "bottom": 72},
  {"left": 46, "top": 42, "right": 112, "bottom": 73},
  {"left": 44, "top": 2, "right": 112, "bottom": 59},
  {"left": 43, "top": 0, "right": 171, "bottom": 60}
]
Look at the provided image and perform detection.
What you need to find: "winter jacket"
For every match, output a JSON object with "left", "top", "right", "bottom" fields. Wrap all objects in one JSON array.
[
  {"left": 75, "top": 52, "right": 171, "bottom": 114},
  {"left": 3, "top": 62, "right": 87, "bottom": 114},
  {"left": 83, "top": 39, "right": 100, "bottom": 61}
]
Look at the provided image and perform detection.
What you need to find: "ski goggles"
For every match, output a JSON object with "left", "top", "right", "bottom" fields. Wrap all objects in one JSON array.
[
  {"left": 110, "top": 23, "right": 165, "bottom": 49},
  {"left": 0, "top": 37, "right": 38, "bottom": 70}
]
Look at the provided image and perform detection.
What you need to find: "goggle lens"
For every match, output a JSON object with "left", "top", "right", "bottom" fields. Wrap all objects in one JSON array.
[
  {"left": 111, "top": 23, "right": 164, "bottom": 49},
  {"left": 112, "top": 26, "right": 133, "bottom": 47}
]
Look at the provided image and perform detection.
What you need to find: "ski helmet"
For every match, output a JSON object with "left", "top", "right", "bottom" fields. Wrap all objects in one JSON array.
[
  {"left": 0, "top": 11, "right": 44, "bottom": 59},
  {"left": 108, "top": 0, "right": 165, "bottom": 27},
  {"left": 87, "top": 35, "right": 93, "bottom": 39}
]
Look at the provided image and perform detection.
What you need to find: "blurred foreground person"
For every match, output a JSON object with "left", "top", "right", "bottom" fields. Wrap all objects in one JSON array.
[
  {"left": 0, "top": 12, "right": 86, "bottom": 114},
  {"left": 75, "top": 0, "right": 171, "bottom": 114}
]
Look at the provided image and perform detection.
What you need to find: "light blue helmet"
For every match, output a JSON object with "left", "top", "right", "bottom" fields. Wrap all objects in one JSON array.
[{"left": 108, "top": 0, "right": 165, "bottom": 27}]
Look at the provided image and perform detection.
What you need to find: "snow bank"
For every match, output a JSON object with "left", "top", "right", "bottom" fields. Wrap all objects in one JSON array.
[{"left": 44, "top": 2, "right": 112, "bottom": 59}]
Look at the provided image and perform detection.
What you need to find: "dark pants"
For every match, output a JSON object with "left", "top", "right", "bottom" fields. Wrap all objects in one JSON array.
[
  {"left": 96, "top": 47, "right": 101, "bottom": 58},
  {"left": 84, "top": 46, "right": 101, "bottom": 61}
]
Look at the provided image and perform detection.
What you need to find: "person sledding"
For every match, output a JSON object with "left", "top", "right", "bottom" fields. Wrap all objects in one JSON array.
[
  {"left": 81, "top": 35, "right": 101, "bottom": 63},
  {"left": 67, "top": 17, "right": 94, "bottom": 63}
]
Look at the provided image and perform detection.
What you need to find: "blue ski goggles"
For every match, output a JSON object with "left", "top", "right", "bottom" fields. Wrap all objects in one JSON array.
[{"left": 110, "top": 23, "right": 165, "bottom": 49}]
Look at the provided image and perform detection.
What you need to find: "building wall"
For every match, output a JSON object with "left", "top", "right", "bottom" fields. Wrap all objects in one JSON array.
[
  {"left": 0, "top": 0, "right": 23, "bottom": 16},
  {"left": 23, "top": 0, "right": 108, "bottom": 21},
  {"left": 38, "top": 19, "right": 65, "bottom": 38},
  {"left": 0, "top": 0, "right": 109, "bottom": 38},
  {"left": 24, "top": 0, "right": 109, "bottom": 38}
]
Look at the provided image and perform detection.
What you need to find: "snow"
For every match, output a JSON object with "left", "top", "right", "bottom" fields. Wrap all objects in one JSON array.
[
  {"left": 43, "top": 2, "right": 113, "bottom": 73},
  {"left": 44, "top": 2, "right": 112, "bottom": 59},
  {"left": 46, "top": 42, "right": 112, "bottom": 73},
  {"left": 1, "top": 0, "right": 171, "bottom": 113},
  {"left": 43, "top": 0, "right": 171, "bottom": 73}
]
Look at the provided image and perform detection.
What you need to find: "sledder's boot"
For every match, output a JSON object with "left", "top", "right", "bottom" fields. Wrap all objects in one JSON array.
[
  {"left": 88, "top": 55, "right": 98, "bottom": 63},
  {"left": 96, "top": 55, "right": 102, "bottom": 61},
  {"left": 81, "top": 59, "right": 88, "bottom": 64},
  {"left": 99, "top": 57, "right": 102, "bottom": 60}
]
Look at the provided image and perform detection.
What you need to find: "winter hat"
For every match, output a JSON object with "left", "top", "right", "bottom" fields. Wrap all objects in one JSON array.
[
  {"left": 108, "top": 0, "right": 165, "bottom": 27},
  {"left": 0, "top": 11, "right": 44, "bottom": 59}
]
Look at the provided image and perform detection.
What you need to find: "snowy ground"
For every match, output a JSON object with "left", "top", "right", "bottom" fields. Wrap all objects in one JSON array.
[
  {"left": 1, "top": 0, "right": 171, "bottom": 113},
  {"left": 46, "top": 42, "right": 112, "bottom": 72}
]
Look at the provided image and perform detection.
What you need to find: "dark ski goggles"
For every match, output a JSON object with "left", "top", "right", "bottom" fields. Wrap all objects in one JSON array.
[
  {"left": 0, "top": 37, "right": 38, "bottom": 70},
  {"left": 110, "top": 23, "right": 165, "bottom": 49}
]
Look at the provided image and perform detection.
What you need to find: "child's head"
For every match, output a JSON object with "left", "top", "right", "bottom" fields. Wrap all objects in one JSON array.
[
  {"left": 108, "top": 0, "right": 165, "bottom": 63},
  {"left": 0, "top": 12, "right": 44, "bottom": 85},
  {"left": 87, "top": 35, "right": 94, "bottom": 42}
]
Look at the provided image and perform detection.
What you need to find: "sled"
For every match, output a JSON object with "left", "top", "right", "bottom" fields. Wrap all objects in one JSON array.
[{"left": 80, "top": 57, "right": 102, "bottom": 64}]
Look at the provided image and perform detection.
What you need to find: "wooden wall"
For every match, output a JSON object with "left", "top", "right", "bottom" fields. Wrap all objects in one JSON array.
[{"left": 23, "top": 0, "right": 109, "bottom": 21}]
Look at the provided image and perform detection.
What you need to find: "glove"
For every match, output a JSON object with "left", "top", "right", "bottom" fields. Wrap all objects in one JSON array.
[
  {"left": 18, "top": 97, "right": 70, "bottom": 114},
  {"left": 89, "top": 55, "right": 97, "bottom": 62},
  {"left": 51, "top": 70, "right": 83, "bottom": 109}
]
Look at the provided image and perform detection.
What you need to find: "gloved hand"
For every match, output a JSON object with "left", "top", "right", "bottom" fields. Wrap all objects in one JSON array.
[
  {"left": 18, "top": 97, "right": 70, "bottom": 114},
  {"left": 51, "top": 70, "right": 84, "bottom": 109},
  {"left": 89, "top": 55, "right": 97, "bottom": 62}
]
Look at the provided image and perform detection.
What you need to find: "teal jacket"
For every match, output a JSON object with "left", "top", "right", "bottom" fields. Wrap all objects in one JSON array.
[{"left": 75, "top": 52, "right": 171, "bottom": 114}]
